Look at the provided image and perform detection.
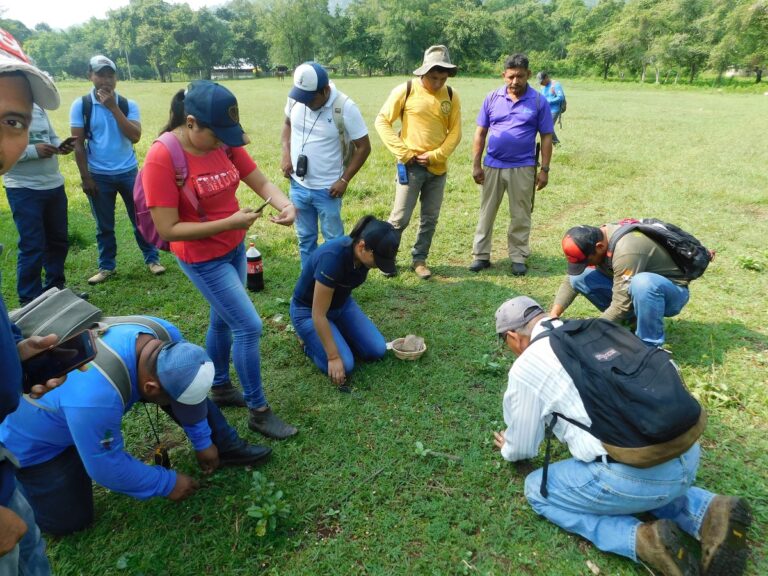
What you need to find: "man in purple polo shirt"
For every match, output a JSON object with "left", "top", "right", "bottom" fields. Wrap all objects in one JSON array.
[{"left": 468, "top": 53, "right": 553, "bottom": 276}]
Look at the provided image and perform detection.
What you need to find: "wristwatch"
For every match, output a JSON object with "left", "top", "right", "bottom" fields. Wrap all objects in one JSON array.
[{"left": 540, "top": 165, "right": 550, "bottom": 173}]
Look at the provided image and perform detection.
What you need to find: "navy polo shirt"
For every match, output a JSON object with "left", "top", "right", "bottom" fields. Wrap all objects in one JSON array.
[{"left": 292, "top": 237, "right": 369, "bottom": 309}]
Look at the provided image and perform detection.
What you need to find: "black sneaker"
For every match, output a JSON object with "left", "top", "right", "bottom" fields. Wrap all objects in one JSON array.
[
  {"left": 468, "top": 259, "right": 491, "bottom": 272},
  {"left": 219, "top": 441, "right": 272, "bottom": 468},
  {"left": 511, "top": 262, "right": 527, "bottom": 276},
  {"left": 248, "top": 408, "right": 298, "bottom": 439},
  {"left": 210, "top": 383, "right": 246, "bottom": 408}
]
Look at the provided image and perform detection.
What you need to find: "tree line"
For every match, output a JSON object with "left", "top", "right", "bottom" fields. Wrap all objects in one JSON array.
[{"left": 1, "top": 0, "right": 765, "bottom": 84}]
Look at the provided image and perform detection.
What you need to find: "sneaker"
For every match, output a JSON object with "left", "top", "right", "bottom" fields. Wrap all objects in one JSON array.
[
  {"left": 210, "top": 383, "right": 246, "bottom": 408},
  {"left": 511, "top": 262, "right": 527, "bottom": 276},
  {"left": 700, "top": 496, "right": 752, "bottom": 576},
  {"left": 248, "top": 408, "right": 298, "bottom": 439},
  {"left": 87, "top": 269, "right": 116, "bottom": 285},
  {"left": 636, "top": 520, "right": 699, "bottom": 576},
  {"left": 468, "top": 259, "right": 491, "bottom": 272},
  {"left": 148, "top": 262, "right": 166, "bottom": 275},
  {"left": 219, "top": 441, "right": 272, "bottom": 468},
  {"left": 411, "top": 261, "right": 432, "bottom": 280}
]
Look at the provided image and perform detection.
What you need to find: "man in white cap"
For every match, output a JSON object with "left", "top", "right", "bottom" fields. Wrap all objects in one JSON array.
[
  {"left": 70, "top": 55, "right": 165, "bottom": 286},
  {"left": 493, "top": 295, "right": 752, "bottom": 576},
  {"left": 375, "top": 45, "right": 462, "bottom": 280},
  {"left": 0, "top": 317, "right": 272, "bottom": 536},
  {"left": 0, "top": 26, "right": 61, "bottom": 576},
  {"left": 281, "top": 62, "right": 371, "bottom": 267}
]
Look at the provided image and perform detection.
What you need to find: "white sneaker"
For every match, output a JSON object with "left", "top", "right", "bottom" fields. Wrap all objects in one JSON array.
[
  {"left": 147, "top": 262, "right": 166, "bottom": 275},
  {"left": 88, "top": 269, "right": 116, "bottom": 285}
]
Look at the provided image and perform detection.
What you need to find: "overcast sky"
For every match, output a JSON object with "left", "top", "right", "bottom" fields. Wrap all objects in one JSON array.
[{"left": 2, "top": 0, "right": 224, "bottom": 31}]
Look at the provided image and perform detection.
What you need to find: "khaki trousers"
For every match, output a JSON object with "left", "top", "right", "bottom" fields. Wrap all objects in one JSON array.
[{"left": 471, "top": 166, "right": 535, "bottom": 263}]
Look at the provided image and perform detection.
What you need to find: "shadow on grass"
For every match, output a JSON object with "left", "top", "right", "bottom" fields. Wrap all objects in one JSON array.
[
  {"left": 431, "top": 253, "right": 567, "bottom": 280},
  {"left": 668, "top": 319, "right": 768, "bottom": 367}
]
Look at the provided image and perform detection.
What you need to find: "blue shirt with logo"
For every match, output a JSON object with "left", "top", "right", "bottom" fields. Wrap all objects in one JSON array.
[
  {"left": 69, "top": 90, "right": 140, "bottom": 175},
  {"left": 477, "top": 85, "right": 553, "bottom": 168}
]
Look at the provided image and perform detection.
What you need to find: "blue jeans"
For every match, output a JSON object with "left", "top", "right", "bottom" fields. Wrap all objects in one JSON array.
[
  {"left": 0, "top": 485, "right": 51, "bottom": 576},
  {"left": 177, "top": 244, "right": 266, "bottom": 408},
  {"left": 524, "top": 443, "right": 714, "bottom": 562},
  {"left": 569, "top": 268, "right": 689, "bottom": 346},
  {"left": 290, "top": 298, "right": 386, "bottom": 376},
  {"left": 14, "top": 400, "right": 244, "bottom": 536},
  {"left": 388, "top": 164, "right": 447, "bottom": 263},
  {"left": 290, "top": 179, "right": 344, "bottom": 267},
  {"left": 5, "top": 186, "right": 68, "bottom": 305},
  {"left": 88, "top": 169, "right": 159, "bottom": 270}
]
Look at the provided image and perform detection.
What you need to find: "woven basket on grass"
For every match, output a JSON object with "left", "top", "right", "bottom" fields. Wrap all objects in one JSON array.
[{"left": 390, "top": 338, "right": 427, "bottom": 361}]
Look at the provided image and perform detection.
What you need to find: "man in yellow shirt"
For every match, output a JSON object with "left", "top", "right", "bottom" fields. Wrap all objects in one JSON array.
[{"left": 375, "top": 45, "right": 462, "bottom": 279}]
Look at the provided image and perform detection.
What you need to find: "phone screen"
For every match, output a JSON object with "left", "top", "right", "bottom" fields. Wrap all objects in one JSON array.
[{"left": 22, "top": 330, "right": 97, "bottom": 392}]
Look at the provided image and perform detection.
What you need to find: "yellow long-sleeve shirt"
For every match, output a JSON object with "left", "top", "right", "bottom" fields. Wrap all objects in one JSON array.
[{"left": 374, "top": 79, "right": 462, "bottom": 176}]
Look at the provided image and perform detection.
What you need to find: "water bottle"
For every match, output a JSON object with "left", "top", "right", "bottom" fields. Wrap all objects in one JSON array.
[{"left": 246, "top": 242, "right": 264, "bottom": 292}]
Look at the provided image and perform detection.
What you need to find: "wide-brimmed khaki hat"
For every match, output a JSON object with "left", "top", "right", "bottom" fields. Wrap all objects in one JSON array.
[{"left": 413, "top": 45, "right": 457, "bottom": 77}]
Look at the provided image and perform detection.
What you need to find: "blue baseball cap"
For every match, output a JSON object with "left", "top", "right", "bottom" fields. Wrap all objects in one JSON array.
[
  {"left": 289, "top": 62, "right": 329, "bottom": 105},
  {"left": 184, "top": 80, "right": 248, "bottom": 147},
  {"left": 156, "top": 341, "right": 214, "bottom": 425}
]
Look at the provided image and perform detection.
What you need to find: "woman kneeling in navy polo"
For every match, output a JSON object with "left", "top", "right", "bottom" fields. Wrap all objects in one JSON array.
[{"left": 289, "top": 215, "right": 400, "bottom": 386}]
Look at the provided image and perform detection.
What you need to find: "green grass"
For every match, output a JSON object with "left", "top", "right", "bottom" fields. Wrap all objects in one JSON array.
[{"left": 1, "top": 76, "right": 767, "bottom": 575}]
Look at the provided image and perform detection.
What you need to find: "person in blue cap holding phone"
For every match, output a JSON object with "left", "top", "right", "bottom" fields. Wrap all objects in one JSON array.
[{"left": 143, "top": 81, "right": 298, "bottom": 439}]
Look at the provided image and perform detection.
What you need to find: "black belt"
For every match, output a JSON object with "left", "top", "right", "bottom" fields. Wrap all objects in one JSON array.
[{"left": 594, "top": 455, "right": 618, "bottom": 464}]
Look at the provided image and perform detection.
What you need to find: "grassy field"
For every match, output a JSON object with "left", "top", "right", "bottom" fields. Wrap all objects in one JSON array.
[{"left": 1, "top": 76, "right": 766, "bottom": 575}]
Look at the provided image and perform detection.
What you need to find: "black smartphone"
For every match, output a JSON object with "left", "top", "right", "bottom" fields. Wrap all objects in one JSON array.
[
  {"left": 254, "top": 196, "right": 272, "bottom": 214},
  {"left": 58, "top": 136, "right": 77, "bottom": 150},
  {"left": 22, "top": 330, "right": 97, "bottom": 393}
]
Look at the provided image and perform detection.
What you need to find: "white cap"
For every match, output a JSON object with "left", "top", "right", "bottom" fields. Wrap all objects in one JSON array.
[
  {"left": 0, "top": 28, "right": 59, "bottom": 110},
  {"left": 89, "top": 55, "right": 116, "bottom": 73}
]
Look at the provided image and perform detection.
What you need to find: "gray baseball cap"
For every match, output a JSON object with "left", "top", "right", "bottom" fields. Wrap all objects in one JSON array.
[{"left": 495, "top": 296, "right": 544, "bottom": 335}]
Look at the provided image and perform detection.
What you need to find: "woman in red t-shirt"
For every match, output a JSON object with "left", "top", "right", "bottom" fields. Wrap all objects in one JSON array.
[{"left": 143, "top": 80, "right": 297, "bottom": 439}]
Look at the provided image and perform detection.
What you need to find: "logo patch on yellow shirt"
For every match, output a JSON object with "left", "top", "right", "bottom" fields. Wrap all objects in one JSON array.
[{"left": 440, "top": 100, "right": 451, "bottom": 115}]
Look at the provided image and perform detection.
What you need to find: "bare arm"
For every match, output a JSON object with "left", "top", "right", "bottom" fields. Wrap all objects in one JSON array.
[
  {"left": 97, "top": 88, "right": 141, "bottom": 143},
  {"left": 472, "top": 126, "right": 489, "bottom": 185},
  {"left": 536, "top": 133, "right": 553, "bottom": 191},
  {"left": 311, "top": 282, "right": 345, "bottom": 385},
  {"left": 280, "top": 118, "right": 293, "bottom": 179},
  {"left": 329, "top": 135, "right": 371, "bottom": 198},
  {"left": 71, "top": 126, "right": 97, "bottom": 196}
]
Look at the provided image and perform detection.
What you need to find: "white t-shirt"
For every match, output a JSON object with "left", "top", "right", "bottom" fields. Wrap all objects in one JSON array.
[{"left": 285, "top": 84, "right": 368, "bottom": 189}]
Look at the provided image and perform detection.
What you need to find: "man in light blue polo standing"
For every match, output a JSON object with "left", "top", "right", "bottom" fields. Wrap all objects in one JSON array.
[
  {"left": 468, "top": 53, "right": 553, "bottom": 277},
  {"left": 70, "top": 55, "right": 165, "bottom": 285},
  {"left": 281, "top": 62, "right": 371, "bottom": 267}
]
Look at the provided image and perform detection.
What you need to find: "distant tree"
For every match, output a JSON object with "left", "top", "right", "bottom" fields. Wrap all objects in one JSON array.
[
  {"left": 217, "top": 0, "right": 270, "bottom": 72},
  {"left": 174, "top": 6, "right": 233, "bottom": 79}
]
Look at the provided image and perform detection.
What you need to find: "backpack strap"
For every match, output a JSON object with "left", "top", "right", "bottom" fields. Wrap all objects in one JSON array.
[
  {"left": 331, "top": 91, "right": 350, "bottom": 154},
  {"left": 447, "top": 85, "right": 453, "bottom": 101},
  {"left": 399, "top": 80, "right": 413, "bottom": 124},
  {"left": 92, "top": 338, "right": 132, "bottom": 407},
  {"left": 155, "top": 132, "right": 207, "bottom": 222},
  {"left": 91, "top": 316, "right": 175, "bottom": 407}
]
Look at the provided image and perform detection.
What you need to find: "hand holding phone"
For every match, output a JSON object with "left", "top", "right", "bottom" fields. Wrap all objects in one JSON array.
[
  {"left": 21, "top": 330, "right": 97, "bottom": 393},
  {"left": 58, "top": 136, "right": 77, "bottom": 153}
]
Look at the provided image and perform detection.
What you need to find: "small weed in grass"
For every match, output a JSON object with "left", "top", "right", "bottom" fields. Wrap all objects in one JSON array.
[
  {"left": 737, "top": 255, "right": 763, "bottom": 272},
  {"left": 244, "top": 471, "right": 290, "bottom": 538}
]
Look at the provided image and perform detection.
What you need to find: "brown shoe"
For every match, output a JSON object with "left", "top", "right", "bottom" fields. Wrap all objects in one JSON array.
[
  {"left": 700, "top": 496, "right": 752, "bottom": 576},
  {"left": 87, "top": 269, "right": 116, "bottom": 285},
  {"left": 411, "top": 261, "right": 432, "bottom": 280},
  {"left": 636, "top": 520, "right": 699, "bottom": 576}
]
